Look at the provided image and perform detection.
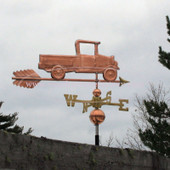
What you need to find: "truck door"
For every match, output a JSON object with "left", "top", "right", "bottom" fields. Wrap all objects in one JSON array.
[{"left": 80, "top": 54, "right": 96, "bottom": 67}]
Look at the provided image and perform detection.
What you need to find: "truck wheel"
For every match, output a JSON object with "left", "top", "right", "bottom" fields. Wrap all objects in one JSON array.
[
  {"left": 51, "top": 65, "right": 65, "bottom": 80},
  {"left": 103, "top": 67, "right": 117, "bottom": 81}
]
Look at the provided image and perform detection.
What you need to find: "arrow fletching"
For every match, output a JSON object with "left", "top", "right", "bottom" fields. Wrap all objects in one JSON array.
[{"left": 13, "top": 69, "right": 41, "bottom": 88}]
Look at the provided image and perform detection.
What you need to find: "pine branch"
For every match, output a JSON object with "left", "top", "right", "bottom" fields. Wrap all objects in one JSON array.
[
  {"left": 158, "top": 16, "right": 170, "bottom": 70},
  {"left": 166, "top": 16, "right": 170, "bottom": 36},
  {"left": 24, "top": 128, "right": 33, "bottom": 135},
  {"left": 7, "top": 125, "right": 24, "bottom": 134},
  {"left": 0, "top": 102, "right": 3, "bottom": 108},
  {"left": 0, "top": 102, "right": 33, "bottom": 135},
  {"left": 134, "top": 84, "right": 170, "bottom": 157},
  {"left": 158, "top": 47, "right": 170, "bottom": 70}
]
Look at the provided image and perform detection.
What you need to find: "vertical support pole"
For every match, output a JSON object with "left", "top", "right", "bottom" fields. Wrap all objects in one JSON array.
[
  {"left": 95, "top": 73, "right": 99, "bottom": 89},
  {"left": 95, "top": 124, "right": 99, "bottom": 146}
]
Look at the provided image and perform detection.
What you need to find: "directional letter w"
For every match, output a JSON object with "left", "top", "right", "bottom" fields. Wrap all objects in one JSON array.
[{"left": 64, "top": 94, "right": 78, "bottom": 107}]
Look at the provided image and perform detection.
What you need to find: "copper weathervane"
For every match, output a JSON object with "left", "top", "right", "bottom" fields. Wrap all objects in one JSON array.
[{"left": 12, "top": 39, "right": 129, "bottom": 145}]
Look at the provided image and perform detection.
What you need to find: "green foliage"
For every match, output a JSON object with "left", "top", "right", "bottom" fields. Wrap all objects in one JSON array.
[
  {"left": 126, "top": 149, "right": 134, "bottom": 159},
  {"left": 52, "top": 166, "right": 57, "bottom": 170},
  {"left": 118, "top": 149, "right": 124, "bottom": 156},
  {"left": 158, "top": 16, "right": 170, "bottom": 70},
  {"left": 138, "top": 16, "right": 170, "bottom": 157},
  {"left": 89, "top": 152, "right": 96, "bottom": 166},
  {"left": 136, "top": 85, "right": 170, "bottom": 158},
  {"left": 48, "top": 152, "right": 55, "bottom": 161},
  {"left": 43, "top": 154, "right": 48, "bottom": 161},
  {"left": 0, "top": 101, "right": 33, "bottom": 135},
  {"left": 5, "top": 155, "right": 11, "bottom": 165}
]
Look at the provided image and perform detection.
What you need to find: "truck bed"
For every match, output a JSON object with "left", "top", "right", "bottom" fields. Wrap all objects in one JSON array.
[{"left": 38, "top": 54, "right": 77, "bottom": 71}]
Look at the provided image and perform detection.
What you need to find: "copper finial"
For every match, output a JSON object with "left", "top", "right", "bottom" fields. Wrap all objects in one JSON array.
[
  {"left": 93, "top": 89, "right": 101, "bottom": 97},
  {"left": 89, "top": 109, "right": 105, "bottom": 125}
]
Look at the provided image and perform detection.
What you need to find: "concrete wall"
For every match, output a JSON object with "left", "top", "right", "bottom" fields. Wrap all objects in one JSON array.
[{"left": 0, "top": 130, "right": 169, "bottom": 170}]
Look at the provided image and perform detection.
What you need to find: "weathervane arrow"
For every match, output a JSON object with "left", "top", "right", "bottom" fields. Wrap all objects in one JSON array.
[{"left": 12, "top": 69, "right": 129, "bottom": 89}]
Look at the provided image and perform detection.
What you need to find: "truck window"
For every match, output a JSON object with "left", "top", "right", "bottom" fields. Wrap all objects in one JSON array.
[{"left": 80, "top": 44, "right": 95, "bottom": 55}]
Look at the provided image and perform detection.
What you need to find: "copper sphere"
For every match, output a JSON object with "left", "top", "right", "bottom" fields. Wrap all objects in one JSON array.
[
  {"left": 89, "top": 109, "right": 105, "bottom": 125},
  {"left": 93, "top": 89, "right": 101, "bottom": 97}
]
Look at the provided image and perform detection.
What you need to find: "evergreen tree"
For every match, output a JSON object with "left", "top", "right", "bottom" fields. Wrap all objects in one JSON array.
[
  {"left": 113, "top": 17, "right": 170, "bottom": 157},
  {"left": 138, "top": 16, "right": 170, "bottom": 158},
  {"left": 136, "top": 85, "right": 170, "bottom": 158},
  {"left": 0, "top": 101, "right": 33, "bottom": 135},
  {"left": 158, "top": 16, "right": 170, "bottom": 70}
]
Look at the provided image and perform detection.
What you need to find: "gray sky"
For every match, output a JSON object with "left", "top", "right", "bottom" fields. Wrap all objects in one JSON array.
[{"left": 0, "top": 0, "right": 170, "bottom": 146}]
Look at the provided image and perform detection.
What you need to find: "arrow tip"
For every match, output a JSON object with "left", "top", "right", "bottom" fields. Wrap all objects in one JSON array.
[{"left": 119, "top": 77, "right": 130, "bottom": 86}]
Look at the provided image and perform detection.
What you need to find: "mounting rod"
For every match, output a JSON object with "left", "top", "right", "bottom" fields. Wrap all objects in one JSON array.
[
  {"left": 95, "top": 124, "right": 99, "bottom": 146},
  {"left": 95, "top": 73, "right": 99, "bottom": 89}
]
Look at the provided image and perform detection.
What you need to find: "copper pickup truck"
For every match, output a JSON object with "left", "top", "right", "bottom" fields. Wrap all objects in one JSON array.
[{"left": 38, "top": 40, "right": 119, "bottom": 81}]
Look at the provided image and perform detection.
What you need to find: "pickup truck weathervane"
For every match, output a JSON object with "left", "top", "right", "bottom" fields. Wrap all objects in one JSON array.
[
  {"left": 12, "top": 40, "right": 129, "bottom": 88},
  {"left": 12, "top": 39, "right": 129, "bottom": 146}
]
